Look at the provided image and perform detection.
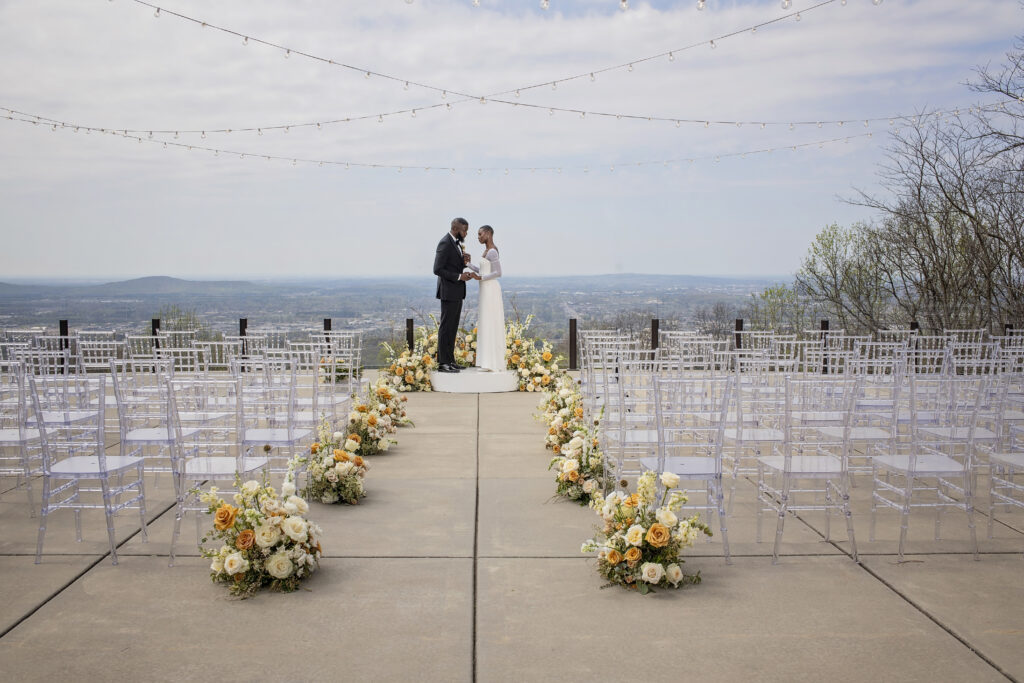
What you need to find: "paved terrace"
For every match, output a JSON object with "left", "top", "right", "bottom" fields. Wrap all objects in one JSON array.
[{"left": 1, "top": 381, "right": 1023, "bottom": 682}]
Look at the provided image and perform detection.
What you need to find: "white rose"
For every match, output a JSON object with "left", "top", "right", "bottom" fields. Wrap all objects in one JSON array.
[
  {"left": 567, "top": 436, "right": 584, "bottom": 452},
  {"left": 656, "top": 508, "right": 678, "bottom": 528},
  {"left": 348, "top": 412, "right": 360, "bottom": 423},
  {"left": 210, "top": 556, "right": 224, "bottom": 573},
  {"left": 660, "top": 472, "right": 680, "bottom": 489},
  {"left": 416, "top": 370, "right": 424, "bottom": 380},
  {"left": 379, "top": 440, "right": 390, "bottom": 451},
  {"left": 559, "top": 388, "right": 571, "bottom": 399},
  {"left": 551, "top": 363, "right": 559, "bottom": 372},
  {"left": 665, "top": 563, "right": 684, "bottom": 586},
  {"left": 240, "top": 480, "right": 260, "bottom": 495},
  {"left": 281, "top": 481, "right": 296, "bottom": 497},
  {"left": 519, "top": 369, "right": 529, "bottom": 377},
  {"left": 287, "top": 495, "right": 309, "bottom": 516},
  {"left": 325, "top": 468, "right": 339, "bottom": 482},
  {"left": 284, "top": 501, "right": 298, "bottom": 515},
  {"left": 641, "top": 562, "right": 665, "bottom": 584},
  {"left": 332, "top": 431, "right": 344, "bottom": 442},
  {"left": 625, "top": 525, "right": 646, "bottom": 546},
  {"left": 282, "top": 516, "right": 309, "bottom": 543},
  {"left": 582, "top": 479, "right": 597, "bottom": 494},
  {"left": 561, "top": 459, "right": 579, "bottom": 474},
  {"left": 601, "top": 503, "right": 617, "bottom": 521},
  {"left": 527, "top": 384, "right": 535, "bottom": 392},
  {"left": 223, "top": 551, "right": 249, "bottom": 576},
  {"left": 344, "top": 439, "right": 359, "bottom": 452},
  {"left": 254, "top": 524, "right": 282, "bottom": 548},
  {"left": 335, "top": 461, "right": 355, "bottom": 477},
  {"left": 265, "top": 552, "right": 294, "bottom": 580}
]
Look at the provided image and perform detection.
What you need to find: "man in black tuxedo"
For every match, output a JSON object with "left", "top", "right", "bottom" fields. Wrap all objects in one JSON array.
[{"left": 433, "top": 217, "right": 475, "bottom": 373}]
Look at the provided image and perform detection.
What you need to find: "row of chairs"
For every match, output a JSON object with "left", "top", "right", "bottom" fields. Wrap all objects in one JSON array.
[
  {"left": 0, "top": 355, "right": 348, "bottom": 565},
  {"left": 578, "top": 330, "right": 1024, "bottom": 564}
]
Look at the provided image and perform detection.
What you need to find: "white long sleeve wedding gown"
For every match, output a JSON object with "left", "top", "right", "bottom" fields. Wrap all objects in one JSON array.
[{"left": 471, "top": 248, "right": 506, "bottom": 372}]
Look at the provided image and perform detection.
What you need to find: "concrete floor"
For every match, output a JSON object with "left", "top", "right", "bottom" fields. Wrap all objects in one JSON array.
[{"left": 1, "top": 388, "right": 1023, "bottom": 682}]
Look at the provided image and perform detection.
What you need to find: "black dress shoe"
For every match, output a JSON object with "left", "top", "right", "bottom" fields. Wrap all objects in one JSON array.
[
  {"left": 437, "top": 364, "right": 457, "bottom": 373},
  {"left": 451, "top": 364, "right": 463, "bottom": 372}
]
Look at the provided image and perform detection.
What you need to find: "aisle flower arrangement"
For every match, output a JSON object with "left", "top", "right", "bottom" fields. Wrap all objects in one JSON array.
[
  {"left": 383, "top": 334, "right": 435, "bottom": 392},
  {"left": 548, "top": 420, "right": 607, "bottom": 505},
  {"left": 198, "top": 476, "right": 323, "bottom": 598},
  {"left": 288, "top": 418, "right": 369, "bottom": 505},
  {"left": 372, "top": 377, "right": 413, "bottom": 428},
  {"left": 538, "top": 374, "right": 587, "bottom": 453},
  {"left": 581, "top": 471, "right": 711, "bottom": 594},
  {"left": 347, "top": 391, "right": 396, "bottom": 455},
  {"left": 505, "top": 316, "right": 565, "bottom": 392}
]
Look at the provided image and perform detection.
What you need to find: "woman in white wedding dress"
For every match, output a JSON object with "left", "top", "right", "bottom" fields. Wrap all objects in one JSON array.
[{"left": 466, "top": 225, "right": 506, "bottom": 372}]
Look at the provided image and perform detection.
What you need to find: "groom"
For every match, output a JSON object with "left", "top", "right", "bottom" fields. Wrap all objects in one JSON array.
[{"left": 433, "top": 217, "right": 474, "bottom": 373}]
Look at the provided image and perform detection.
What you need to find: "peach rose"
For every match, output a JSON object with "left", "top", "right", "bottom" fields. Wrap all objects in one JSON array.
[
  {"left": 334, "top": 450, "right": 350, "bottom": 462},
  {"left": 352, "top": 455, "right": 365, "bottom": 467},
  {"left": 605, "top": 549, "right": 624, "bottom": 565},
  {"left": 349, "top": 434, "right": 362, "bottom": 444},
  {"left": 310, "top": 442, "right": 320, "bottom": 454},
  {"left": 213, "top": 504, "right": 238, "bottom": 531},
  {"left": 645, "top": 523, "right": 671, "bottom": 548},
  {"left": 235, "top": 529, "right": 255, "bottom": 550},
  {"left": 542, "top": 351, "right": 553, "bottom": 362},
  {"left": 624, "top": 546, "right": 642, "bottom": 565},
  {"left": 567, "top": 470, "right": 580, "bottom": 482}
]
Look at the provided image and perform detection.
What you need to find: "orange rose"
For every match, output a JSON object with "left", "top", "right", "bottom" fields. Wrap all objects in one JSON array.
[
  {"left": 567, "top": 470, "right": 580, "bottom": 482},
  {"left": 552, "top": 444, "right": 561, "bottom": 454},
  {"left": 542, "top": 351, "right": 553, "bottom": 362},
  {"left": 623, "top": 494, "right": 640, "bottom": 508},
  {"left": 349, "top": 433, "right": 361, "bottom": 443},
  {"left": 353, "top": 456, "right": 365, "bottom": 467},
  {"left": 422, "top": 355, "right": 432, "bottom": 365},
  {"left": 367, "top": 415, "right": 378, "bottom": 427},
  {"left": 235, "top": 529, "right": 255, "bottom": 550},
  {"left": 394, "top": 368, "right": 404, "bottom": 376},
  {"left": 384, "top": 407, "right": 393, "bottom": 415},
  {"left": 389, "top": 364, "right": 397, "bottom": 374},
  {"left": 213, "top": 504, "right": 238, "bottom": 531},
  {"left": 541, "top": 375, "right": 551, "bottom": 386},
  {"left": 405, "top": 372, "right": 415, "bottom": 384},
  {"left": 511, "top": 354, "right": 521, "bottom": 364},
  {"left": 624, "top": 547, "right": 642, "bottom": 564},
  {"left": 334, "top": 450, "right": 350, "bottom": 462},
  {"left": 357, "top": 405, "right": 368, "bottom": 413},
  {"left": 645, "top": 523, "right": 671, "bottom": 548},
  {"left": 575, "top": 407, "right": 584, "bottom": 419},
  {"left": 548, "top": 427, "right": 556, "bottom": 435},
  {"left": 606, "top": 549, "right": 624, "bottom": 565},
  {"left": 310, "top": 442, "right": 320, "bottom": 454}
]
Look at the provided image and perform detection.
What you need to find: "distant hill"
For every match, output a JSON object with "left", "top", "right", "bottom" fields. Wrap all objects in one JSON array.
[{"left": 81, "top": 276, "right": 254, "bottom": 296}]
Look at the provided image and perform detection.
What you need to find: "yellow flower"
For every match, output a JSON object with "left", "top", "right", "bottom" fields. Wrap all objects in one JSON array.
[
  {"left": 542, "top": 351, "right": 553, "bottom": 362},
  {"left": 606, "top": 549, "right": 623, "bottom": 565},
  {"left": 310, "top": 442, "right": 320, "bottom": 454},
  {"left": 645, "top": 523, "right": 671, "bottom": 548},
  {"left": 213, "top": 504, "right": 238, "bottom": 531},
  {"left": 624, "top": 546, "right": 642, "bottom": 564}
]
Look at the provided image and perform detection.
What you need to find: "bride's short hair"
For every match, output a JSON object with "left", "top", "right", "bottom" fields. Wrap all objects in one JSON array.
[{"left": 480, "top": 225, "right": 494, "bottom": 236}]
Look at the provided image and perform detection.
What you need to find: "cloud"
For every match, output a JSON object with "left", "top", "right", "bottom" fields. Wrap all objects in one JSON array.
[{"left": 0, "top": 0, "right": 1019, "bottom": 278}]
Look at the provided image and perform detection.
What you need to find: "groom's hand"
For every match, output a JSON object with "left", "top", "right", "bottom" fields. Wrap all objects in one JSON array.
[
  {"left": 462, "top": 253, "right": 472, "bottom": 265},
  {"left": 459, "top": 273, "right": 472, "bottom": 281}
]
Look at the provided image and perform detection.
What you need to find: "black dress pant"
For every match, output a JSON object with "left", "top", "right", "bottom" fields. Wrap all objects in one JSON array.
[{"left": 438, "top": 298, "right": 463, "bottom": 366}]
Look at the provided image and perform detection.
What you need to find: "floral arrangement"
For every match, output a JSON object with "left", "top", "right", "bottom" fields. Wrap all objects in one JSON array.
[
  {"left": 455, "top": 327, "right": 476, "bottom": 368},
  {"left": 371, "top": 377, "right": 413, "bottom": 428},
  {"left": 548, "top": 419, "right": 607, "bottom": 505},
  {"left": 198, "top": 476, "right": 323, "bottom": 598},
  {"left": 538, "top": 374, "right": 587, "bottom": 454},
  {"left": 346, "top": 389, "right": 396, "bottom": 455},
  {"left": 319, "top": 353, "right": 355, "bottom": 385},
  {"left": 582, "top": 471, "right": 711, "bottom": 594},
  {"left": 288, "top": 418, "right": 369, "bottom": 505},
  {"left": 505, "top": 316, "right": 565, "bottom": 392},
  {"left": 383, "top": 333, "right": 435, "bottom": 392}
]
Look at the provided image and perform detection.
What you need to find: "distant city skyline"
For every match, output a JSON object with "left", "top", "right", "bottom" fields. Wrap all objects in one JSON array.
[{"left": 0, "top": 0, "right": 1019, "bottom": 278}]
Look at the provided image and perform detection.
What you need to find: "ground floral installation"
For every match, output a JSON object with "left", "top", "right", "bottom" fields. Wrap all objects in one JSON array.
[
  {"left": 371, "top": 376, "right": 413, "bottom": 427},
  {"left": 582, "top": 471, "right": 711, "bottom": 594},
  {"left": 287, "top": 417, "right": 369, "bottom": 505},
  {"left": 382, "top": 315, "right": 565, "bottom": 393},
  {"left": 198, "top": 475, "right": 323, "bottom": 598},
  {"left": 537, "top": 374, "right": 608, "bottom": 505}
]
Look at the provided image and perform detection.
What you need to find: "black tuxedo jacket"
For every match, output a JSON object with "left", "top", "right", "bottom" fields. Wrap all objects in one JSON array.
[{"left": 434, "top": 234, "right": 467, "bottom": 301}]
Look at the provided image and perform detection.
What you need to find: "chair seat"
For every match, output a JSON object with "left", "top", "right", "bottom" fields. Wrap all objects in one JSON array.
[
  {"left": 990, "top": 452, "right": 1024, "bottom": 469},
  {"left": 50, "top": 455, "right": 145, "bottom": 475},
  {"left": 179, "top": 411, "right": 232, "bottom": 424},
  {"left": 603, "top": 429, "right": 658, "bottom": 444},
  {"left": 33, "top": 410, "right": 97, "bottom": 425},
  {"left": 639, "top": 456, "right": 717, "bottom": 478},
  {"left": 873, "top": 453, "right": 964, "bottom": 475},
  {"left": 918, "top": 426, "right": 997, "bottom": 441},
  {"left": 125, "top": 427, "right": 199, "bottom": 443},
  {"left": 184, "top": 456, "right": 268, "bottom": 477},
  {"left": 816, "top": 426, "right": 892, "bottom": 441},
  {"left": 794, "top": 411, "right": 844, "bottom": 424},
  {"left": 0, "top": 427, "right": 40, "bottom": 443},
  {"left": 724, "top": 427, "right": 784, "bottom": 442},
  {"left": 758, "top": 454, "right": 843, "bottom": 475},
  {"left": 242, "top": 428, "right": 312, "bottom": 445}
]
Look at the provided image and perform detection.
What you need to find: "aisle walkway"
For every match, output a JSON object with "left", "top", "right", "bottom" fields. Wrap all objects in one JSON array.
[{"left": 0, "top": 389, "right": 1023, "bottom": 681}]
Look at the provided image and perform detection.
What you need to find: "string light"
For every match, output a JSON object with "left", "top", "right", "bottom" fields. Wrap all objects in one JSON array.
[
  {"left": 540, "top": 0, "right": 549, "bottom": 9},
  {"left": 620, "top": 0, "right": 629, "bottom": 10},
  {"left": 0, "top": 106, "right": 879, "bottom": 174},
  {"left": 697, "top": 1, "right": 705, "bottom": 9}
]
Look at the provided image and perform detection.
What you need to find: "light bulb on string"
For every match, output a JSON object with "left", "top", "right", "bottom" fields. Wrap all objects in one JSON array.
[
  {"left": 284, "top": 126, "right": 289, "bottom": 133},
  {"left": 795, "top": 12, "right": 800, "bottom": 21},
  {"left": 201, "top": 131, "right": 206, "bottom": 139},
  {"left": 628, "top": 64, "right": 633, "bottom": 72},
  {"left": 710, "top": 40, "right": 716, "bottom": 48},
  {"left": 473, "top": 0, "right": 480, "bottom": 6},
  {"left": 404, "top": 82, "right": 409, "bottom": 90},
  {"left": 548, "top": 108, "right": 554, "bottom": 116},
  {"left": 817, "top": 122, "right": 822, "bottom": 128},
  {"left": 675, "top": 121, "right": 680, "bottom": 128},
  {"left": 620, "top": 0, "right": 628, "bottom": 10},
  {"left": 551, "top": 81, "right": 557, "bottom": 90},
  {"left": 838, "top": 121, "right": 844, "bottom": 127},
  {"left": 446, "top": 103, "right": 452, "bottom": 111},
  {"left": 317, "top": 123, "right": 321, "bottom": 129},
  {"left": 441, "top": 90, "right": 447, "bottom": 99},
  {"left": 378, "top": 115, "right": 383, "bottom": 123},
  {"left": 174, "top": 131, "right": 179, "bottom": 139},
  {"left": 257, "top": 129, "right": 262, "bottom": 136},
  {"left": 480, "top": 96, "right": 486, "bottom": 104},
  {"left": 540, "top": 0, "right": 549, "bottom": 9},
  {"left": 873, "top": 0, "right": 882, "bottom": 5},
  {"left": 514, "top": 90, "right": 520, "bottom": 98},
  {"left": 154, "top": 7, "right": 160, "bottom": 17},
  {"left": 364, "top": 71, "right": 370, "bottom": 78},
  {"left": 668, "top": 52, "right": 674, "bottom": 61},
  {"left": 285, "top": 50, "right": 290, "bottom": 58},
  {"left": 781, "top": 0, "right": 791, "bottom": 8},
  {"left": 411, "top": 109, "right": 417, "bottom": 117},
  {"left": 704, "top": 121, "right": 710, "bottom": 128},
  {"left": 751, "top": 26, "right": 757, "bottom": 33},
  {"left": 789, "top": 123, "right": 794, "bottom": 131},
  {"left": 590, "top": 73, "right": 595, "bottom": 81},
  {"left": 841, "top": 0, "right": 846, "bottom": 4},
  {"left": 697, "top": 0, "right": 705, "bottom": 9},
  {"left": 864, "top": 120, "right": 869, "bottom": 127}
]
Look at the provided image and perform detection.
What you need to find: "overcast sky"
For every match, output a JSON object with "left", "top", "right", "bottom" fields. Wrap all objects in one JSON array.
[{"left": 0, "top": 0, "right": 1019, "bottom": 280}]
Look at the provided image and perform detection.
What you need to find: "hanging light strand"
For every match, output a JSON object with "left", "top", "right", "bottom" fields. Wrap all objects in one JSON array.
[
  {"left": 2, "top": 106, "right": 880, "bottom": 173},
  {"left": 123, "top": 0, "right": 855, "bottom": 121}
]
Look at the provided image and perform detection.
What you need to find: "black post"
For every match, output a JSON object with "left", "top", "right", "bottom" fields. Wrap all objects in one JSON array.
[
  {"left": 820, "top": 319, "right": 830, "bottom": 374},
  {"left": 151, "top": 318, "right": 160, "bottom": 350},
  {"left": 910, "top": 321, "right": 920, "bottom": 371},
  {"left": 910, "top": 321, "right": 920, "bottom": 334},
  {"left": 734, "top": 318, "right": 744, "bottom": 350},
  {"left": 1005, "top": 323, "right": 1014, "bottom": 336},
  {"left": 239, "top": 318, "right": 248, "bottom": 337},
  {"left": 59, "top": 320, "right": 69, "bottom": 349},
  {"left": 651, "top": 318, "right": 660, "bottom": 351},
  {"left": 323, "top": 318, "right": 332, "bottom": 332},
  {"left": 569, "top": 318, "right": 578, "bottom": 371},
  {"left": 406, "top": 318, "right": 414, "bottom": 352}
]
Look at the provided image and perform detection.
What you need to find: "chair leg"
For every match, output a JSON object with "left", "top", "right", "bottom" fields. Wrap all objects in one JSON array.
[
  {"left": 100, "top": 478, "right": 118, "bottom": 565},
  {"left": 840, "top": 476, "right": 858, "bottom": 563},
  {"left": 772, "top": 481, "right": 789, "bottom": 565},
  {"left": 824, "top": 479, "right": 833, "bottom": 542},
  {"left": 965, "top": 492, "right": 979, "bottom": 561},
  {"left": 169, "top": 499, "right": 183, "bottom": 568},
  {"left": 715, "top": 478, "right": 731, "bottom": 565},
  {"left": 897, "top": 477, "right": 912, "bottom": 563},
  {"left": 137, "top": 464, "right": 148, "bottom": 543},
  {"left": 34, "top": 476, "right": 51, "bottom": 564},
  {"left": 987, "top": 466, "right": 997, "bottom": 539}
]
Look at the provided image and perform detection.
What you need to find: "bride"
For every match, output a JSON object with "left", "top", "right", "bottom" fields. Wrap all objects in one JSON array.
[{"left": 466, "top": 225, "right": 506, "bottom": 372}]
